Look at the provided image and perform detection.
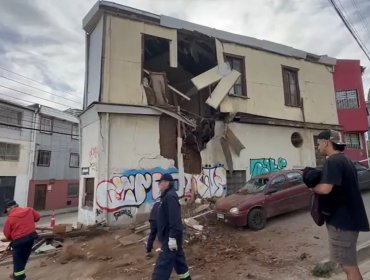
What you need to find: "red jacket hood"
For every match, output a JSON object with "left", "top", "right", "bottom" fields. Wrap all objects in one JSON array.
[{"left": 9, "top": 207, "right": 33, "bottom": 218}]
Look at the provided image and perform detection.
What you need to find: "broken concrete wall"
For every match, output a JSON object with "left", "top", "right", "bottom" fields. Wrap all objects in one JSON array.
[{"left": 102, "top": 16, "right": 177, "bottom": 106}]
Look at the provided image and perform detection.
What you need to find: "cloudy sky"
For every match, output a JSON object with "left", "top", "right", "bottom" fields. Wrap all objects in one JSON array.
[{"left": 0, "top": 0, "right": 369, "bottom": 109}]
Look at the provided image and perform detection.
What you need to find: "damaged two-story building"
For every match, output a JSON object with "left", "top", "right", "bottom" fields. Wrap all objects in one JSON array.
[{"left": 78, "top": 1, "right": 340, "bottom": 225}]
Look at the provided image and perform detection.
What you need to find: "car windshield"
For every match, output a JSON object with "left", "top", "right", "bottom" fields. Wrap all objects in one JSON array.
[{"left": 238, "top": 177, "right": 269, "bottom": 194}]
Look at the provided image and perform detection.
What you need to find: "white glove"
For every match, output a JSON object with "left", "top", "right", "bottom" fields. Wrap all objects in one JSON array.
[{"left": 168, "top": 238, "right": 178, "bottom": 251}]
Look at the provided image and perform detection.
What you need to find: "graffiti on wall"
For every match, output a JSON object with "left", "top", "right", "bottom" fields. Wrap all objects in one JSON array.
[
  {"left": 96, "top": 165, "right": 226, "bottom": 214},
  {"left": 88, "top": 147, "right": 98, "bottom": 172},
  {"left": 250, "top": 157, "right": 287, "bottom": 177}
]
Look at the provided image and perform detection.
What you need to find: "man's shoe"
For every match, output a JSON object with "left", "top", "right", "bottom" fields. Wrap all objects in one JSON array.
[{"left": 146, "top": 252, "right": 154, "bottom": 259}]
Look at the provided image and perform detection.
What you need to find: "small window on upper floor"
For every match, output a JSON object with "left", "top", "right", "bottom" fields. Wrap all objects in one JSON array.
[
  {"left": 71, "top": 124, "right": 79, "bottom": 140},
  {"left": 282, "top": 66, "right": 300, "bottom": 107},
  {"left": 69, "top": 153, "right": 80, "bottom": 168},
  {"left": 37, "top": 150, "right": 51, "bottom": 166},
  {"left": 225, "top": 55, "right": 247, "bottom": 97},
  {"left": 336, "top": 89, "right": 359, "bottom": 109},
  {"left": 40, "top": 117, "right": 53, "bottom": 134},
  {"left": 0, "top": 105, "right": 22, "bottom": 130}
]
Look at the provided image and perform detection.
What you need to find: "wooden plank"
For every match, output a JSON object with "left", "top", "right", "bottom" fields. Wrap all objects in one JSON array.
[
  {"left": 168, "top": 85, "right": 191, "bottom": 101},
  {"left": 191, "top": 63, "right": 231, "bottom": 91},
  {"left": 206, "top": 70, "right": 240, "bottom": 109},
  {"left": 225, "top": 127, "right": 245, "bottom": 156}
]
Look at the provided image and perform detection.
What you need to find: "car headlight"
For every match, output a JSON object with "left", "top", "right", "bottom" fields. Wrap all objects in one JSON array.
[{"left": 229, "top": 207, "right": 239, "bottom": 214}]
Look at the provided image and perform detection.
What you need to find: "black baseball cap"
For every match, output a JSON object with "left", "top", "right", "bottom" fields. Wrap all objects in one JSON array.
[
  {"left": 156, "top": 173, "right": 176, "bottom": 182},
  {"left": 318, "top": 130, "right": 346, "bottom": 146},
  {"left": 3, "top": 199, "right": 17, "bottom": 214}
]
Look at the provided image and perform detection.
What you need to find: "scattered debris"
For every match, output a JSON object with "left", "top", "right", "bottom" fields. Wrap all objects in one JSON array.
[
  {"left": 193, "top": 204, "right": 210, "bottom": 214},
  {"left": 35, "top": 244, "right": 57, "bottom": 254}
]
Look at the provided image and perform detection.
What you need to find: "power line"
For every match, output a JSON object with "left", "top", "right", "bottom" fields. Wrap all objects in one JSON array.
[
  {"left": 0, "top": 84, "right": 77, "bottom": 108},
  {"left": 0, "top": 65, "right": 80, "bottom": 100},
  {"left": 351, "top": 0, "right": 370, "bottom": 40},
  {"left": 328, "top": 0, "right": 370, "bottom": 61},
  {"left": 0, "top": 74, "right": 82, "bottom": 105},
  {"left": 0, "top": 121, "right": 80, "bottom": 137}
]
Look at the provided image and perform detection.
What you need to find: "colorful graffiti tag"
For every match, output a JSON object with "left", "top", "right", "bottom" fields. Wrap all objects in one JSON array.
[
  {"left": 250, "top": 157, "right": 287, "bottom": 177},
  {"left": 96, "top": 166, "right": 227, "bottom": 213}
]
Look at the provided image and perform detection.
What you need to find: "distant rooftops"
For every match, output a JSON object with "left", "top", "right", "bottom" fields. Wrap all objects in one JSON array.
[{"left": 83, "top": 0, "right": 336, "bottom": 66}]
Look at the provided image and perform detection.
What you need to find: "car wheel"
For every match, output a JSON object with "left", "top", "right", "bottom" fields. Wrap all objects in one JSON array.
[{"left": 247, "top": 208, "right": 267, "bottom": 231}]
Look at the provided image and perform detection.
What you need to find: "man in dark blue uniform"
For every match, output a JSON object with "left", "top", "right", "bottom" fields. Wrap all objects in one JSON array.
[{"left": 152, "top": 174, "right": 191, "bottom": 280}]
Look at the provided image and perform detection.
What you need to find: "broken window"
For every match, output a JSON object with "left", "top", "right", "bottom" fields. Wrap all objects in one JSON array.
[
  {"left": 225, "top": 55, "right": 246, "bottom": 97},
  {"left": 282, "top": 66, "right": 300, "bottom": 107}
]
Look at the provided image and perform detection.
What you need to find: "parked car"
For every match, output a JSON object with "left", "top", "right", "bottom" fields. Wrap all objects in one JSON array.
[
  {"left": 214, "top": 170, "right": 311, "bottom": 230},
  {"left": 316, "top": 161, "right": 370, "bottom": 191}
]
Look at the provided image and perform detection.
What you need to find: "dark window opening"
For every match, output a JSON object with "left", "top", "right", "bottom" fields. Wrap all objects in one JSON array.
[
  {"left": 68, "top": 183, "right": 79, "bottom": 197},
  {"left": 345, "top": 133, "right": 361, "bottom": 149},
  {"left": 282, "top": 66, "right": 300, "bottom": 107},
  {"left": 336, "top": 90, "right": 359, "bottom": 109},
  {"left": 37, "top": 150, "right": 51, "bottom": 167},
  {"left": 291, "top": 132, "right": 303, "bottom": 148},
  {"left": 84, "top": 178, "right": 95, "bottom": 208}
]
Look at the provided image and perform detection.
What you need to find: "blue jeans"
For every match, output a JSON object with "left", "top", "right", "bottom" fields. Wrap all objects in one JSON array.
[{"left": 152, "top": 249, "right": 191, "bottom": 280}]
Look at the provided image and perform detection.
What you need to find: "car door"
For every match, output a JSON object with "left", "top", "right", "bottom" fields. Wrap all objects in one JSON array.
[
  {"left": 285, "top": 171, "right": 311, "bottom": 211},
  {"left": 354, "top": 162, "right": 370, "bottom": 191},
  {"left": 264, "top": 174, "right": 289, "bottom": 217}
]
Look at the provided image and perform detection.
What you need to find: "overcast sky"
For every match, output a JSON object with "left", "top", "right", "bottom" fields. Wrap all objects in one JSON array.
[{"left": 0, "top": 0, "right": 369, "bottom": 109}]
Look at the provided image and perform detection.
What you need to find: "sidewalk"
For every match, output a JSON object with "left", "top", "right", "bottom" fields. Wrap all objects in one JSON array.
[{"left": 330, "top": 259, "right": 370, "bottom": 280}]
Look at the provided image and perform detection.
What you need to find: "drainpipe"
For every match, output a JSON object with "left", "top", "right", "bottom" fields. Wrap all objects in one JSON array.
[
  {"left": 26, "top": 105, "right": 40, "bottom": 206},
  {"left": 105, "top": 113, "right": 110, "bottom": 223}
]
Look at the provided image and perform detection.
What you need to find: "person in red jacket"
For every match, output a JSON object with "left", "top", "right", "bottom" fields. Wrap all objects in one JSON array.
[{"left": 3, "top": 200, "right": 40, "bottom": 280}]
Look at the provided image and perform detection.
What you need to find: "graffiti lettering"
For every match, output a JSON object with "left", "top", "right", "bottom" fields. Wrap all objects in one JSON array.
[
  {"left": 250, "top": 157, "right": 287, "bottom": 177},
  {"left": 113, "top": 209, "right": 134, "bottom": 221},
  {"left": 96, "top": 166, "right": 226, "bottom": 213}
]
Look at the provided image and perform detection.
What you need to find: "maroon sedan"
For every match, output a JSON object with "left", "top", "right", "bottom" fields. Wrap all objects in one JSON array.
[{"left": 214, "top": 170, "right": 311, "bottom": 230}]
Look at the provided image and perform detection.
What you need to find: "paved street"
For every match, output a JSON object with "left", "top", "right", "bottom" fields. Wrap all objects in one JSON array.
[{"left": 38, "top": 211, "right": 78, "bottom": 227}]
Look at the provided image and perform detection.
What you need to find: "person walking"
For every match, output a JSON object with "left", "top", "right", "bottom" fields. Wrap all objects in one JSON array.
[
  {"left": 313, "top": 130, "right": 369, "bottom": 280},
  {"left": 152, "top": 174, "right": 191, "bottom": 280},
  {"left": 3, "top": 200, "right": 40, "bottom": 280},
  {"left": 146, "top": 200, "right": 160, "bottom": 259}
]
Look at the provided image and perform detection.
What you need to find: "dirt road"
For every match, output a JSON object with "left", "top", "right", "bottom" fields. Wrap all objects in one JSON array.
[{"left": 1, "top": 191, "right": 369, "bottom": 280}]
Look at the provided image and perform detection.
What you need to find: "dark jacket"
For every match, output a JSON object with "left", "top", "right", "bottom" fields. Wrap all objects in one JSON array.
[
  {"left": 157, "top": 187, "right": 183, "bottom": 250},
  {"left": 149, "top": 201, "right": 160, "bottom": 222},
  {"left": 303, "top": 167, "right": 322, "bottom": 188}
]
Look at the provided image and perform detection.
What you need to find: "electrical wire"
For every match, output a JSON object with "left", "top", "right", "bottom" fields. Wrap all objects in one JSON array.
[
  {"left": 328, "top": 0, "right": 370, "bottom": 61},
  {"left": 0, "top": 74, "right": 82, "bottom": 105},
  {"left": 0, "top": 65, "right": 79, "bottom": 100},
  {"left": 0, "top": 84, "right": 79, "bottom": 108},
  {"left": 0, "top": 121, "right": 79, "bottom": 137}
]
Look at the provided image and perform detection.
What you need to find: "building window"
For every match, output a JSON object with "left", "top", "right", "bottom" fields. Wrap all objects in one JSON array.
[
  {"left": 225, "top": 55, "right": 246, "bottom": 97},
  {"left": 69, "top": 153, "right": 79, "bottom": 168},
  {"left": 84, "top": 178, "right": 95, "bottom": 208},
  {"left": 37, "top": 150, "right": 51, "bottom": 166},
  {"left": 67, "top": 183, "right": 79, "bottom": 198},
  {"left": 40, "top": 117, "right": 52, "bottom": 134},
  {"left": 0, "top": 142, "right": 20, "bottom": 161},
  {"left": 336, "top": 89, "right": 359, "bottom": 109},
  {"left": 71, "top": 124, "right": 79, "bottom": 140},
  {"left": 282, "top": 66, "right": 300, "bottom": 107},
  {"left": 226, "top": 170, "right": 246, "bottom": 195},
  {"left": 344, "top": 133, "right": 361, "bottom": 149},
  {"left": 0, "top": 106, "right": 22, "bottom": 130}
]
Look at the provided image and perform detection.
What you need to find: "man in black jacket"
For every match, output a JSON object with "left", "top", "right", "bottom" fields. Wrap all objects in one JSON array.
[
  {"left": 152, "top": 174, "right": 191, "bottom": 280},
  {"left": 146, "top": 200, "right": 160, "bottom": 259}
]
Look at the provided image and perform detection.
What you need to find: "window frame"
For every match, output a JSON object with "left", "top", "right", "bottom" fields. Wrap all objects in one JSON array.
[
  {"left": 71, "top": 123, "right": 79, "bottom": 140},
  {"left": 0, "top": 106, "right": 22, "bottom": 130},
  {"left": 335, "top": 89, "right": 359, "bottom": 109},
  {"left": 224, "top": 53, "right": 247, "bottom": 98},
  {"left": 267, "top": 174, "right": 286, "bottom": 193},
  {"left": 67, "top": 183, "right": 79, "bottom": 198},
  {"left": 286, "top": 172, "right": 303, "bottom": 187},
  {"left": 282, "top": 65, "right": 301, "bottom": 107},
  {"left": 37, "top": 150, "right": 51, "bottom": 167},
  {"left": 0, "top": 142, "right": 20, "bottom": 161},
  {"left": 344, "top": 133, "right": 362, "bottom": 149},
  {"left": 69, "top": 153, "right": 80, "bottom": 168},
  {"left": 40, "top": 116, "right": 53, "bottom": 135}
]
